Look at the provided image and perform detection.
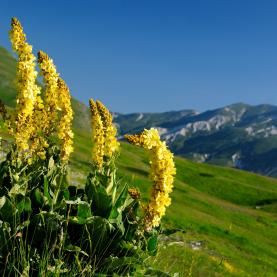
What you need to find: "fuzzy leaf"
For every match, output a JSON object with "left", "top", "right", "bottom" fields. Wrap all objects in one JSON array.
[
  {"left": 0, "top": 196, "right": 15, "bottom": 223},
  {"left": 0, "top": 220, "right": 10, "bottom": 257},
  {"left": 32, "top": 188, "right": 44, "bottom": 207},
  {"left": 147, "top": 234, "right": 158, "bottom": 255},
  {"left": 64, "top": 244, "right": 89, "bottom": 257},
  {"left": 77, "top": 201, "right": 91, "bottom": 219},
  {"left": 85, "top": 179, "right": 112, "bottom": 217},
  {"left": 101, "top": 256, "right": 142, "bottom": 275},
  {"left": 17, "top": 196, "right": 32, "bottom": 215},
  {"left": 43, "top": 177, "right": 53, "bottom": 205}
]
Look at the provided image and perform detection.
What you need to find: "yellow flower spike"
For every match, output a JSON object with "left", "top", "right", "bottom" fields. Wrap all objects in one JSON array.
[
  {"left": 96, "top": 100, "right": 119, "bottom": 157},
  {"left": 10, "top": 17, "right": 41, "bottom": 155},
  {"left": 124, "top": 134, "right": 143, "bottom": 147},
  {"left": 57, "top": 78, "right": 74, "bottom": 162},
  {"left": 37, "top": 50, "right": 60, "bottom": 134},
  {"left": 89, "top": 99, "right": 105, "bottom": 169},
  {"left": 10, "top": 18, "right": 25, "bottom": 52},
  {"left": 95, "top": 100, "right": 113, "bottom": 127},
  {"left": 128, "top": 187, "right": 141, "bottom": 200},
  {"left": 126, "top": 128, "right": 176, "bottom": 231}
]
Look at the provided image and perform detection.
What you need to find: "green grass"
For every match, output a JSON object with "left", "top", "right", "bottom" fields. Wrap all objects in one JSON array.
[
  {"left": 0, "top": 47, "right": 17, "bottom": 108},
  {"left": 69, "top": 128, "right": 277, "bottom": 276}
]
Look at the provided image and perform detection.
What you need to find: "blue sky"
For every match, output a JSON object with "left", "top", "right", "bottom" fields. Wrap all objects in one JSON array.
[{"left": 0, "top": 0, "right": 277, "bottom": 113}]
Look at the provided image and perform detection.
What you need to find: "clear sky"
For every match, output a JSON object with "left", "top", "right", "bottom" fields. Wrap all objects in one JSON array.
[{"left": 0, "top": 0, "right": 277, "bottom": 113}]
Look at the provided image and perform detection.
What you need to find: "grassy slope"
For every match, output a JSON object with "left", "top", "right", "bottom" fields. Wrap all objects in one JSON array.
[
  {"left": 72, "top": 129, "right": 277, "bottom": 277},
  {"left": 0, "top": 47, "right": 17, "bottom": 107},
  {"left": 1, "top": 46, "right": 277, "bottom": 276}
]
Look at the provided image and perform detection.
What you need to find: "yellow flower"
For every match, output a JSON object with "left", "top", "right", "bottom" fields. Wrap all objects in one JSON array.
[
  {"left": 96, "top": 100, "right": 119, "bottom": 157},
  {"left": 57, "top": 78, "right": 74, "bottom": 162},
  {"left": 37, "top": 50, "right": 59, "bottom": 134},
  {"left": 89, "top": 99, "right": 105, "bottom": 169},
  {"left": 125, "top": 128, "right": 176, "bottom": 230},
  {"left": 30, "top": 86, "right": 48, "bottom": 161},
  {"left": 9, "top": 18, "right": 74, "bottom": 163},
  {"left": 37, "top": 51, "right": 74, "bottom": 162},
  {"left": 128, "top": 187, "right": 141, "bottom": 200},
  {"left": 9, "top": 17, "right": 42, "bottom": 156}
]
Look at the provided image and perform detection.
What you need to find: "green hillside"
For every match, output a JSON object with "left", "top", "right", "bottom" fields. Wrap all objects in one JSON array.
[
  {"left": 70, "top": 129, "right": 277, "bottom": 277},
  {"left": 0, "top": 47, "right": 17, "bottom": 107},
  {"left": 1, "top": 45, "right": 277, "bottom": 276}
]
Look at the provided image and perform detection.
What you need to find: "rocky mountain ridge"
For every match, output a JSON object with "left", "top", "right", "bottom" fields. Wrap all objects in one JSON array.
[{"left": 113, "top": 103, "right": 277, "bottom": 177}]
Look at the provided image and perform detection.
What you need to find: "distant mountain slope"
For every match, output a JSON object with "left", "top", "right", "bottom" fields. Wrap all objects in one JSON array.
[
  {"left": 113, "top": 109, "right": 198, "bottom": 135},
  {"left": 0, "top": 46, "right": 276, "bottom": 177},
  {"left": 114, "top": 103, "right": 277, "bottom": 177}
]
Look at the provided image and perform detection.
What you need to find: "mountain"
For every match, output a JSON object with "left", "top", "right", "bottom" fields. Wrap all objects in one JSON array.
[
  {"left": 1, "top": 46, "right": 276, "bottom": 178},
  {"left": 114, "top": 104, "right": 277, "bottom": 177}
]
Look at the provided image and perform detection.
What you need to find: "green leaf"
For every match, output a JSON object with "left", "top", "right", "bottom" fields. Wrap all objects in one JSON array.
[
  {"left": 43, "top": 177, "right": 53, "bottom": 206},
  {"left": 46, "top": 157, "right": 56, "bottom": 177},
  {"left": 101, "top": 256, "right": 142, "bottom": 275},
  {"left": 109, "top": 213, "right": 125, "bottom": 236},
  {"left": 0, "top": 196, "right": 15, "bottom": 224},
  {"left": 74, "top": 216, "right": 116, "bottom": 256},
  {"left": 109, "top": 208, "right": 119, "bottom": 220},
  {"left": 109, "top": 184, "right": 134, "bottom": 224},
  {"left": 28, "top": 211, "right": 63, "bottom": 248},
  {"left": 17, "top": 196, "right": 32, "bottom": 215},
  {"left": 64, "top": 244, "right": 89, "bottom": 257},
  {"left": 114, "top": 184, "right": 128, "bottom": 210},
  {"left": 147, "top": 234, "right": 158, "bottom": 255},
  {"left": 117, "top": 241, "right": 141, "bottom": 257},
  {"left": 8, "top": 183, "right": 26, "bottom": 197},
  {"left": 77, "top": 201, "right": 91, "bottom": 219},
  {"left": 63, "top": 187, "right": 70, "bottom": 200},
  {"left": 85, "top": 179, "right": 112, "bottom": 217},
  {"left": 32, "top": 188, "right": 44, "bottom": 207},
  {"left": 48, "top": 157, "right": 55, "bottom": 170},
  {"left": 0, "top": 220, "right": 10, "bottom": 256},
  {"left": 144, "top": 268, "right": 171, "bottom": 277}
]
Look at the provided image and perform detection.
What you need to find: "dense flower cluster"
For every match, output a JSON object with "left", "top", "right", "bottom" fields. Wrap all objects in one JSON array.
[
  {"left": 37, "top": 50, "right": 59, "bottom": 134},
  {"left": 9, "top": 17, "right": 42, "bottom": 155},
  {"left": 89, "top": 99, "right": 105, "bottom": 169},
  {"left": 125, "top": 128, "right": 176, "bottom": 230},
  {"left": 89, "top": 99, "right": 119, "bottom": 169},
  {"left": 8, "top": 18, "right": 74, "bottom": 162},
  {"left": 29, "top": 98, "right": 48, "bottom": 161},
  {"left": 57, "top": 78, "right": 74, "bottom": 161},
  {"left": 96, "top": 100, "right": 119, "bottom": 157},
  {"left": 128, "top": 187, "right": 141, "bottom": 200}
]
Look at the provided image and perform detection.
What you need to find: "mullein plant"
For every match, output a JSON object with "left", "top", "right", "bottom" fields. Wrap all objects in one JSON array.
[
  {"left": 0, "top": 18, "right": 75, "bottom": 276},
  {"left": 0, "top": 17, "right": 176, "bottom": 276},
  {"left": 125, "top": 128, "right": 176, "bottom": 231},
  {"left": 77, "top": 101, "right": 176, "bottom": 274}
]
